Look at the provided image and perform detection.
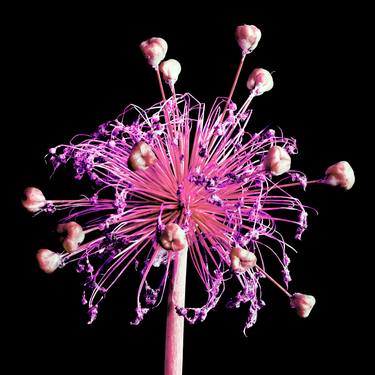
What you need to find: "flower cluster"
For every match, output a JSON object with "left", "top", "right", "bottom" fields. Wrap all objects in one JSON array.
[{"left": 23, "top": 24, "right": 354, "bottom": 333}]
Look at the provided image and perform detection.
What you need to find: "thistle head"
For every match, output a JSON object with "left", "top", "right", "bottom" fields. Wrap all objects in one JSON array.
[
  {"left": 290, "top": 293, "right": 316, "bottom": 318},
  {"left": 264, "top": 146, "right": 291, "bottom": 176},
  {"left": 235, "top": 24, "right": 261, "bottom": 53},
  {"left": 324, "top": 161, "right": 355, "bottom": 190},
  {"left": 140, "top": 37, "right": 168, "bottom": 68},
  {"left": 57, "top": 221, "right": 85, "bottom": 253},
  {"left": 159, "top": 223, "right": 187, "bottom": 251},
  {"left": 247, "top": 68, "right": 274, "bottom": 95},
  {"left": 159, "top": 59, "right": 182, "bottom": 84},
  {"left": 22, "top": 187, "right": 46, "bottom": 213},
  {"left": 36, "top": 249, "right": 61, "bottom": 274},
  {"left": 128, "top": 141, "right": 157, "bottom": 171},
  {"left": 230, "top": 246, "right": 257, "bottom": 273}
]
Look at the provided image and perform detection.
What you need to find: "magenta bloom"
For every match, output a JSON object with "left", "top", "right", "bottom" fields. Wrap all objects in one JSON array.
[{"left": 28, "top": 89, "right": 314, "bottom": 333}]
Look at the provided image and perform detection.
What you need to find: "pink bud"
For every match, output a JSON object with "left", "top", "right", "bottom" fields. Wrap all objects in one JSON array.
[
  {"left": 159, "top": 59, "right": 182, "bottom": 84},
  {"left": 57, "top": 221, "right": 85, "bottom": 253},
  {"left": 36, "top": 249, "right": 61, "bottom": 274},
  {"left": 290, "top": 293, "right": 316, "bottom": 318},
  {"left": 128, "top": 141, "right": 157, "bottom": 171},
  {"left": 22, "top": 187, "right": 46, "bottom": 213},
  {"left": 325, "top": 161, "right": 355, "bottom": 190},
  {"left": 247, "top": 68, "right": 274, "bottom": 95},
  {"left": 230, "top": 246, "right": 257, "bottom": 273},
  {"left": 264, "top": 146, "right": 291, "bottom": 176},
  {"left": 235, "top": 24, "right": 261, "bottom": 53},
  {"left": 140, "top": 37, "right": 168, "bottom": 68},
  {"left": 159, "top": 223, "right": 187, "bottom": 251}
]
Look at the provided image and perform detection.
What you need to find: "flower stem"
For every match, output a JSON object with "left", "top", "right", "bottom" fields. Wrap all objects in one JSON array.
[
  {"left": 164, "top": 247, "right": 188, "bottom": 375},
  {"left": 255, "top": 264, "right": 292, "bottom": 298}
]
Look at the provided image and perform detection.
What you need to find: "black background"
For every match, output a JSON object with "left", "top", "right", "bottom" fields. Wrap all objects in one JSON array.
[{"left": 8, "top": 3, "right": 368, "bottom": 374}]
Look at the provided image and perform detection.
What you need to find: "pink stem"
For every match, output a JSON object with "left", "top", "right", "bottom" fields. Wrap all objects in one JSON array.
[
  {"left": 164, "top": 247, "right": 188, "bottom": 375},
  {"left": 218, "top": 53, "right": 246, "bottom": 124},
  {"left": 255, "top": 264, "right": 292, "bottom": 298}
]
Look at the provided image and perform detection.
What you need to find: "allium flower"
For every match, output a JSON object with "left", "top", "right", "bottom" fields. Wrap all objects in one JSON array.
[{"left": 23, "top": 25, "right": 355, "bottom": 373}]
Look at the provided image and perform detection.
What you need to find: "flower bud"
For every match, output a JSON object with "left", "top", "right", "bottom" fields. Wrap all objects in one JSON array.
[
  {"left": 140, "top": 37, "right": 168, "bottom": 68},
  {"left": 36, "top": 249, "right": 61, "bottom": 274},
  {"left": 235, "top": 24, "right": 261, "bottom": 53},
  {"left": 159, "top": 223, "right": 187, "bottom": 251},
  {"left": 324, "top": 161, "right": 355, "bottom": 190},
  {"left": 247, "top": 68, "right": 274, "bottom": 95},
  {"left": 230, "top": 246, "right": 257, "bottom": 273},
  {"left": 264, "top": 146, "right": 291, "bottom": 176},
  {"left": 57, "top": 221, "right": 85, "bottom": 253}
]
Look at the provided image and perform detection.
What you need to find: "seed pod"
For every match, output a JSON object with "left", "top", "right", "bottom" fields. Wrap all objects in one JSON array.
[
  {"left": 247, "top": 68, "right": 274, "bottom": 95},
  {"left": 128, "top": 141, "right": 157, "bottom": 171},
  {"left": 290, "top": 293, "right": 316, "bottom": 318},
  {"left": 57, "top": 221, "right": 85, "bottom": 253},
  {"left": 230, "top": 246, "right": 257, "bottom": 273},
  {"left": 264, "top": 146, "right": 291, "bottom": 176},
  {"left": 235, "top": 24, "right": 261, "bottom": 53},
  {"left": 140, "top": 37, "right": 168, "bottom": 68},
  {"left": 159, "top": 223, "right": 187, "bottom": 251},
  {"left": 324, "top": 161, "right": 355, "bottom": 190},
  {"left": 36, "top": 249, "right": 61, "bottom": 274},
  {"left": 22, "top": 187, "right": 46, "bottom": 213}
]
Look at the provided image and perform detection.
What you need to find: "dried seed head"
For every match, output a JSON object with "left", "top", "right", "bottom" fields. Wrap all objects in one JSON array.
[
  {"left": 324, "top": 161, "right": 355, "bottom": 190},
  {"left": 230, "top": 246, "right": 257, "bottom": 273},
  {"left": 36, "top": 249, "right": 61, "bottom": 274},
  {"left": 247, "top": 68, "right": 274, "bottom": 95},
  {"left": 57, "top": 221, "right": 85, "bottom": 253},
  {"left": 290, "top": 293, "right": 316, "bottom": 318},
  {"left": 159, "top": 59, "right": 182, "bottom": 84},
  {"left": 235, "top": 24, "right": 261, "bottom": 53},
  {"left": 128, "top": 141, "right": 157, "bottom": 171},
  {"left": 264, "top": 146, "right": 291, "bottom": 176},
  {"left": 159, "top": 223, "right": 187, "bottom": 251},
  {"left": 140, "top": 37, "right": 168, "bottom": 68},
  {"left": 22, "top": 187, "right": 46, "bottom": 213}
]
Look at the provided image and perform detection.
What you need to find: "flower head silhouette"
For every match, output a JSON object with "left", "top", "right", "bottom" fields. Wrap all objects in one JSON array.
[{"left": 22, "top": 24, "right": 354, "bottom": 375}]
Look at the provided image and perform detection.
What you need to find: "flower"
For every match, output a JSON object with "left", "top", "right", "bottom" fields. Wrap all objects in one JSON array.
[{"left": 23, "top": 25, "right": 353, "bottom": 334}]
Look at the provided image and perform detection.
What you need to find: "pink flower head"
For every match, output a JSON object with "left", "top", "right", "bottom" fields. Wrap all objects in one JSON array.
[
  {"left": 140, "top": 37, "right": 168, "bottom": 68},
  {"left": 22, "top": 187, "right": 46, "bottom": 213},
  {"left": 235, "top": 24, "right": 261, "bottom": 53},
  {"left": 290, "top": 293, "right": 316, "bottom": 318},
  {"left": 36, "top": 249, "right": 61, "bottom": 274},
  {"left": 230, "top": 246, "right": 257, "bottom": 273},
  {"left": 159, "top": 223, "right": 187, "bottom": 251},
  {"left": 264, "top": 146, "right": 291, "bottom": 176},
  {"left": 57, "top": 221, "right": 85, "bottom": 253},
  {"left": 128, "top": 141, "right": 157, "bottom": 171},
  {"left": 324, "top": 161, "right": 355, "bottom": 190},
  {"left": 247, "top": 68, "right": 274, "bottom": 95},
  {"left": 160, "top": 59, "right": 182, "bottom": 84}
]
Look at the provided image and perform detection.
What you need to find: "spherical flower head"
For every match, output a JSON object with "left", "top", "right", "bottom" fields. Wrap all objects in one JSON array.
[
  {"left": 247, "top": 68, "right": 274, "bottom": 95},
  {"left": 264, "top": 146, "right": 291, "bottom": 176},
  {"left": 22, "top": 187, "right": 46, "bottom": 213},
  {"left": 57, "top": 221, "right": 85, "bottom": 253},
  {"left": 36, "top": 249, "right": 61, "bottom": 274},
  {"left": 235, "top": 24, "right": 261, "bottom": 53},
  {"left": 290, "top": 293, "right": 316, "bottom": 318},
  {"left": 140, "top": 37, "right": 168, "bottom": 68},
  {"left": 128, "top": 141, "right": 157, "bottom": 171},
  {"left": 230, "top": 246, "right": 257, "bottom": 273},
  {"left": 160, "top": 59, "right": 182, "bottom": 84},
  {"left": 159, "top": 223, "right": 187, "bottom": 251},
  {"left": 324, "top": 161, "right": 355, "bottom": 190}
]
